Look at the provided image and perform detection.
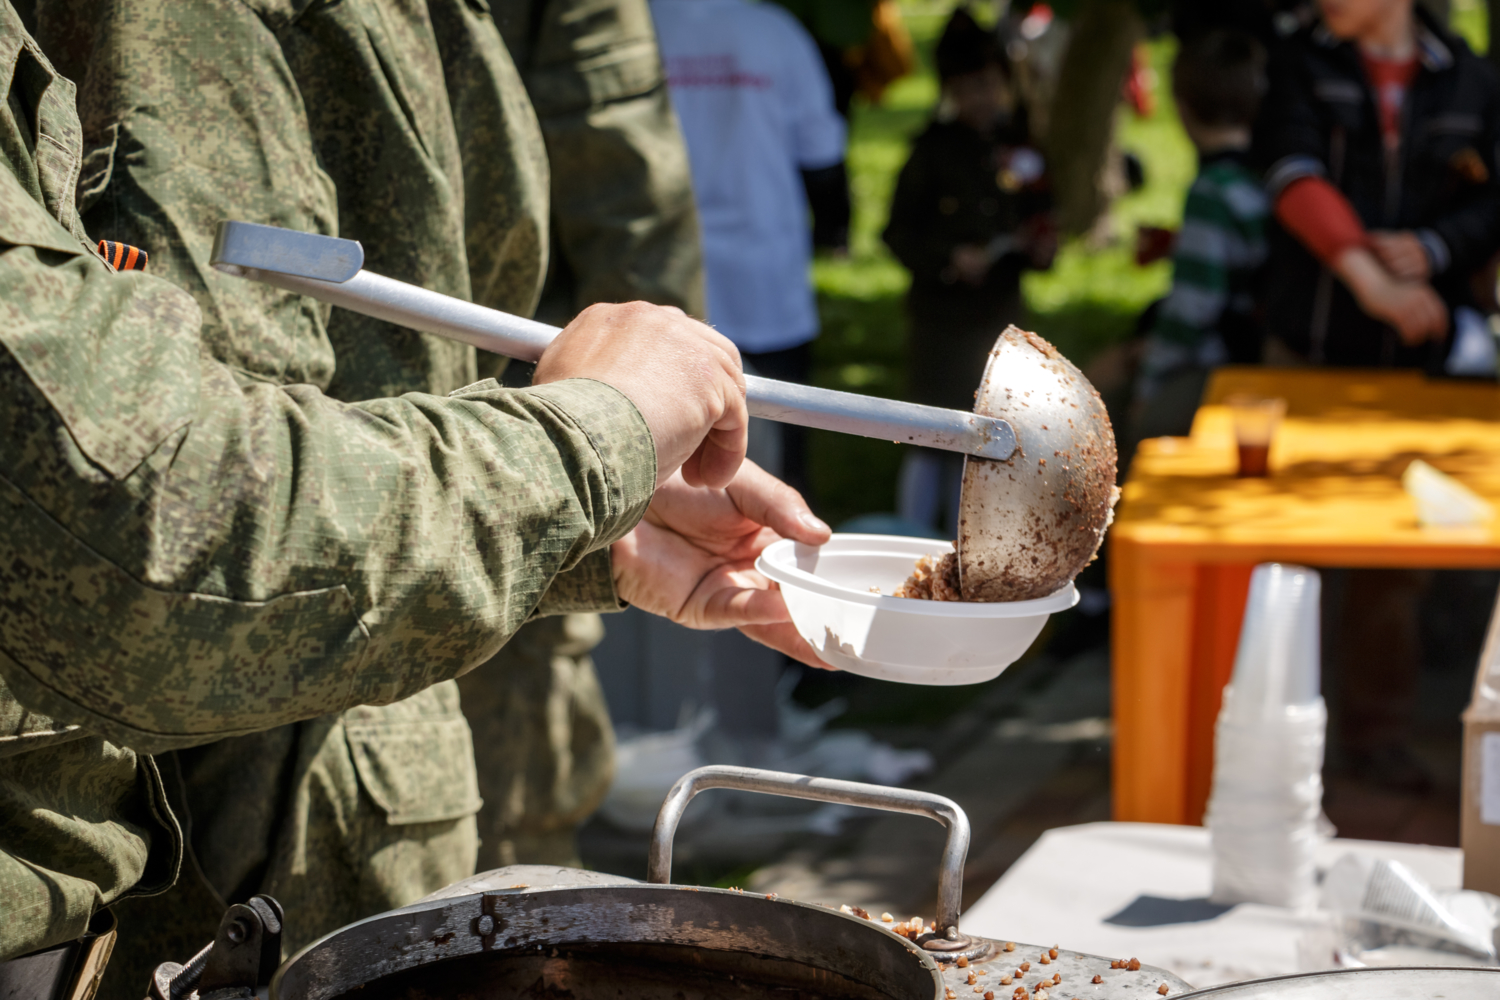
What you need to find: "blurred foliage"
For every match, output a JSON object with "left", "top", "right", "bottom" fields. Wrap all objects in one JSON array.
[
  {"left": 806, "top": 2, "right": 1188, "bottom": 524},
  {"left": 1453, "top": 0, "right": 1488, "bottom": 53}
]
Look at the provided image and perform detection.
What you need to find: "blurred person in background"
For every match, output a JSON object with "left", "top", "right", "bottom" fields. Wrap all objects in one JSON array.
[
  {"left": 883, "top": 8, "right": 1055, "bottom": 538},
  {"left": 651, "top": 0, "right": 850, "bottom": 499},
  {"left": 1131, "top": 30, "right": 1270, "bottom": 444},
  {"left": 1257, "top": 0, "right": 1500, "bottom": 370},
  {"left": 1254, "top": 0, "right": 1500, "bottom": 789}
]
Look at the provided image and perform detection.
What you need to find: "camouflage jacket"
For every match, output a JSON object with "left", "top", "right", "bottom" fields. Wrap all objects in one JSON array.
[
  {"left": 58, "top": 0, "right": 550, "bottom": 397},
  {"left": 0, "top": 0, "right": 656, "bottom": 959},
  {"left": 493, "top": 0, "right": 705, "bottom": 324}
]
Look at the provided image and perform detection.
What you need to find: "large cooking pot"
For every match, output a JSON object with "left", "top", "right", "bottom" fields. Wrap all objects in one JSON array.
[{"left": 269, "top": 768, "right": 1191, "bottom": 1000}]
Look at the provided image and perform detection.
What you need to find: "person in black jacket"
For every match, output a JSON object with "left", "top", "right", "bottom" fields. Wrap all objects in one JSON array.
[
  {"left": 1256, "top": 0, "right": 1500, "bottom": 368},
  {"left": 1253, "top": 0, "right": 1500, "bottom": 793},
  {"left": 883, "top": 8, "right": 1055, "bottom": 534}
]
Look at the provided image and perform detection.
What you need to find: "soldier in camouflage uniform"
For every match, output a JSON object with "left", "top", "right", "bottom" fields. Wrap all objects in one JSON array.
[
  {"left": 35, "top": 0, "right": 558, "bottom": 984},
  {"left": 28, "top": 0, "right": 704, "bottom": 987},
  {"left": 19, "top": 0, "right": 708, "bottom": 995},
  {"left": 0, "top": 0, "right": 829, "bottom": 973}
]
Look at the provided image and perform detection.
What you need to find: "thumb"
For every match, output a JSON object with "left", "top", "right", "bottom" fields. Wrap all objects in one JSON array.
[{"left": 724, "top": 461, "right": 831, "bottom": 545}]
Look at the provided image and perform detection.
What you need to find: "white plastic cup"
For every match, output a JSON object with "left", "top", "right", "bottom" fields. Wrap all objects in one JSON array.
[
  {"left": 1225, "top": 564, "right": 1322, "bottom": 720},
  {"left": 1208, "top": 563, "right": 1326, "bottom": 909}
]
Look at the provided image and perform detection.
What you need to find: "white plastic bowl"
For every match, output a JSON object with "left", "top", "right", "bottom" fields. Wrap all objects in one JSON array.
[{"left": 756, "top": 534, "right": 1078, "bottom": 685}]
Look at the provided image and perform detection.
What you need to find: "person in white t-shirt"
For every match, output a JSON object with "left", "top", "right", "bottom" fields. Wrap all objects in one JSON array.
[{"left": 651, "top": 0, "right": 849, "bottom": 496}]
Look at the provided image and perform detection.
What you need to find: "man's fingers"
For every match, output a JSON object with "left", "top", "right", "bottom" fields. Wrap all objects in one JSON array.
[
  {"left": 681, "top": 346, "right": 748, "bottom": 488},
  {"left": 1431, "top": 299, "right": 1450, "bottom": 339},
  {"left": 696, "top": 567, "right": 792, "bottom": 625},
  {"left": 696, "top": 396, "right": 750, "bottom": 489},
  {"left": 534, "top": 301, "right": 751, "bottom": 488},
  {"left": 723, "top": 460, "right": 832, "bottom": 544},
  {"left": 1371, "top": 232, "right": 1430, "bottom": 282},
  {"left": 1417, "top": 291, "right": 1448, "bottom": 343},
  {"left": 737, "top": 622, "right": 834, "bottom": 670}
]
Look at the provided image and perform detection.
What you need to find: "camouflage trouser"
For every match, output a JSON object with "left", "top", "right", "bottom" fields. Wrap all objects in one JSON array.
[
  {"left": 456, "top": 613, "right": 616, "bottom": 869},
  {"left": 96, "top": 615, "right": 616, "bottom": 1000},
  {"left": 97, "top": 684, "right": 481, "bottom": 1000}
]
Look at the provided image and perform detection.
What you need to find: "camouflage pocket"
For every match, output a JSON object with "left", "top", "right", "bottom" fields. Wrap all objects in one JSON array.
[
  {"left": 343, "top": 683, "right": 484, "bottom": 826},
  {"left": 0, "top": 474, "right": 370, "bottom": 753}
]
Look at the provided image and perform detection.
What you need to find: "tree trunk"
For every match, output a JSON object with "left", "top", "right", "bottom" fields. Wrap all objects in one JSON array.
[{"left": 1043, "top": 0, "right": 1144, "bottom": 236}]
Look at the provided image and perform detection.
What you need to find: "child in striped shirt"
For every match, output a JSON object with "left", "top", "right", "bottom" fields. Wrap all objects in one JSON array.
[{"left": 1134, "top": 30, "right": 1270, "bottom": 439}]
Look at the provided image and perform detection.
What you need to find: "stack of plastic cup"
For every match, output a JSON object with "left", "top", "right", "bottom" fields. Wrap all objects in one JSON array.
[{"left": 1206, "top": 563, "right": 1327, "bottom": 909}]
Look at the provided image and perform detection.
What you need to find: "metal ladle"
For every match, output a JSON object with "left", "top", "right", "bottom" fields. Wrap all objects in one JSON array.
[{"left": 210, "top": 222, "right": 1116, "bottom": 599}]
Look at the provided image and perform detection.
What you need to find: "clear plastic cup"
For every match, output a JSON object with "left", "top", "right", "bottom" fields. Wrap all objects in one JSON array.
[
  {"left": 1208, "top": 562, "right": 1327, "bottom": 908},
  {"left": 1227, "top": 394, "right": 1287, "bottom": 478},
  {"left": 1227, "top": 563, "right": 1322, "bottom": 719}
]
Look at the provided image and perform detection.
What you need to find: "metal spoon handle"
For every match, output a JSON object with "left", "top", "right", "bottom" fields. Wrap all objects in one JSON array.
[{"left": 210, "top": 222, "right": 1017, "bottom": 461}]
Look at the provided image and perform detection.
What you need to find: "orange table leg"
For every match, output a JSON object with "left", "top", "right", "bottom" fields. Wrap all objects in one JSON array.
[
  {"left": 1183, "top": 563, "right": 1255, "bottom": 825},
  {"left": 1110, "top": 536, "right": 1199, "bottom": 824}
]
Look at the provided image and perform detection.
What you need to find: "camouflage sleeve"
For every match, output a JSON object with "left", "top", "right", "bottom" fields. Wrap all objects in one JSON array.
[
  {"left": 493, "top": 0, "right": 706, "bottom": 321},
  {"left": 0, "top": 196, "right": 656, "bottom": 753}
]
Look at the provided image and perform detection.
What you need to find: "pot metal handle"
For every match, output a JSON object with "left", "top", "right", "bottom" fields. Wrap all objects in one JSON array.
[{"left": 647, "top": 766, "right": 970, "bottom": 940}]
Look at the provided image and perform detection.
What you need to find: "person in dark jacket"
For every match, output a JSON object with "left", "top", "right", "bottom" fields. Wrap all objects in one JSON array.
[
  {"left": 1256, "top": 0, "right": 1500, "bottom": 368},
  {"left": 883, "top": 8, "right": 1055, "bottom": 534},
  {"left": 1254, "top": 0, "right": 1500, "bottom": 794}
]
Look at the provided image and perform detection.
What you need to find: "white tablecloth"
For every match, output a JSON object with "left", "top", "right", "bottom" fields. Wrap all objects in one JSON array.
[{"left": 961, "top": 822, "right": 1463, "bottom": 989}]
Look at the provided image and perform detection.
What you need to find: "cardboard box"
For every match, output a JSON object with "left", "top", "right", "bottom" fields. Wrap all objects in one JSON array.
[{"left": 1461, "top": 592, "right": 1500, "bottom": 893}]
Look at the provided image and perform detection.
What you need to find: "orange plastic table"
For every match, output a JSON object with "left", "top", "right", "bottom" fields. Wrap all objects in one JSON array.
[{"left": 1110, "top": 366, "right": 1500, "bottom": 825}]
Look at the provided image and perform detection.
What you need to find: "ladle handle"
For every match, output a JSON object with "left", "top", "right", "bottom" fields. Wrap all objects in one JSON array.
[
  {"left": 209, "top": 222, "right": 1017, "bottom": 461},
  {"left": 647, "top": 765, "right": 969, "bottom": 936}
]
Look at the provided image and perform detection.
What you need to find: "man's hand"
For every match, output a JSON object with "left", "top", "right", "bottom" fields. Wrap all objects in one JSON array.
[
  {"left": 611, "top": 462, "right": 834, "bottom": 669},
  {"left": 534, "top": 301, "right": 748, "bottom": 489},
  {"left": 1370, "top": 230, "right": 1431, "bottom": 281},
  {"left": 1334, "top": 246, "right": 1448, "bottom": 346}
]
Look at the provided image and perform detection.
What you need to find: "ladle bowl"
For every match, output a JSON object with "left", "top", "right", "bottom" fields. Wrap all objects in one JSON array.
[{"left": 960, "top": 326, "right": 1118, "bottom": 602}]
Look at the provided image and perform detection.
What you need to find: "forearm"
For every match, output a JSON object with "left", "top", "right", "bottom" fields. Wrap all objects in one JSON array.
[
  {"left": 1331, "top": 245, "right": 1390, "bottom": 304},
  {"left": 1329, "top": 244, "right": 1448, "bottom": 344},
  {"left": 0, "top": 253, "right": 655, "bottom": 751},
  {"left": 1275, "top": 176, "right": 1367, "bottom": 266}
]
